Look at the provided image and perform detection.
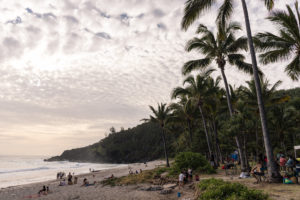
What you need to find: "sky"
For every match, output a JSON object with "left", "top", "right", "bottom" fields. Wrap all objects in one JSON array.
[{"left": 0, "top": 0, "right": 297, "bottom": 156}]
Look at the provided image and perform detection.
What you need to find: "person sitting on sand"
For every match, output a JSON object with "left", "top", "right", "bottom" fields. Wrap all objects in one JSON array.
[
  {"left": 81, "top": 178, "right": 96, "bottom": 187},
  {"left": 286, "top": 156, "right": 295, "bottom": 171},
  {"left": 38, "top": 185, "right": 47, "bottom": 195},
  {"left": 59, "top": 179, "right": 66, "bottom": 186},
  {"left": 110, "top": 174, "right": 114, "bottom": 179},
  {"left": 251, "top": 160, "right": 265, "bottom": 183},
  {"left": 178, "top": 171, "right": 185, "bottom": 189}
]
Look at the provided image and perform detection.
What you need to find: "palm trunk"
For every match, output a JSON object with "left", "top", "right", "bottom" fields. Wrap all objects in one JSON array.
[
  {"left": 255, "top": 120, "right": 259, "bottom": 162},
  {"left": 219, "top": 65, "right": 247, "bottom": 172},
  {"left": 198, "top": 105, "right": 212, "bottom": 157},
  {"left": 243, "top": 131, "right": 249, "bottom": 169},
  {"left": 161, "top": 128, "right": 170, "bottom": 167},
  {"left": 212, "top": 119, "right": 223, "bottom": 166},
  {"left": 220, "top": 67, "right": 234, "bottom": 116},
  {"left": 240, "top": 0, "right": 281, "bottom": 182},
  {"left": 235, "top": 136, "right": 247, "bottom": 172},
  {"left": 187, "top": 119, "right": 193, "bottom": 147}
]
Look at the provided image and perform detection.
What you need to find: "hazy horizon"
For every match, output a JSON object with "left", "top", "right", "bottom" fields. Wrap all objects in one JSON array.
[{"left": 0, "top": 0, "right": 297, "bottom": 156}]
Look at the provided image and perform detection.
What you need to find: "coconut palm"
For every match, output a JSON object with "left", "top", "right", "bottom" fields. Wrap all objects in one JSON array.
[
  {"left": 169, "top": 97, "right": 196, "bottom": 147},
  {"left": 171, "top": 69, "right": 217, "bottom": 157},
  {"left": 182, "top": 21, "right": 253, "bottom": 171},
  {"left": 181, "top": 0, "right": 274, "bottom": 31},
  {"left": 255, "top": 2, "right": 300, "bottom": 81},
  {"left": 182, "top": 21, "right": 252, "bottom": 116},
  {"left": 146, "top": 103, "right": 171, "bottom": 167},
  {"left": 181, "top": 0, "right": 281, "bottom": 182}
]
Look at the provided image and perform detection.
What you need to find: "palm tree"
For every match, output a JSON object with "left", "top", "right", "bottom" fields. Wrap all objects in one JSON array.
[
  {"left": 182, "top": 21, "right": 252, "bottom": 116},
  {"left": 171, "top": 69, "right": 217, "bottom": 158},
  {"left": 182, "top": 21, "right": 253, "bottom": 171},
  {"left": 146, "top": 103, "right": 171, "bottom": 167},
  {"left": 181, "top": 0, "right": 281, "bottom": 182},
  {"left": 255, "top": 2, "right": 300, "bottom": 81},
  {"left": 169, "top": 97, "right": 196, "bottom": 147}
]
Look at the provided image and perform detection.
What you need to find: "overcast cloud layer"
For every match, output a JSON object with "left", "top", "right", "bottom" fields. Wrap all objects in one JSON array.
[{"left": 0, "top": 0, "right": 297, "bottom": 156}]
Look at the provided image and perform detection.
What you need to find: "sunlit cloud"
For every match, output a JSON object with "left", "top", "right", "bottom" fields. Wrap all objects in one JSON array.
[{"left": 0, "top": 0, "right": 297, "bottom": 155}]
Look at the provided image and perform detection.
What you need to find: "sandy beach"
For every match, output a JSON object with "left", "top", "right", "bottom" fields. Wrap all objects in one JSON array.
[{"left": 0, "top": 160, "right": 194, "bottom": 200}]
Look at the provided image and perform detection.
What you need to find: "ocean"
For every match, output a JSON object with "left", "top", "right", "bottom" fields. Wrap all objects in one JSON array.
[{"left": 0, "top": 155, "right": 125, "bottom": 189}]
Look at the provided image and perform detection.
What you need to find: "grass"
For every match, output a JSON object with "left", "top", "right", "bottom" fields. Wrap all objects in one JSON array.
[{"left": 100, "top": 167, "right": 173, "bottom": 186}]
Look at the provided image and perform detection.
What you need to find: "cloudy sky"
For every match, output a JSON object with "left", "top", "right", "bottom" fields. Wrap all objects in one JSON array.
[{"left": 0, "top": 0, "right": 297, "bottom": 156}]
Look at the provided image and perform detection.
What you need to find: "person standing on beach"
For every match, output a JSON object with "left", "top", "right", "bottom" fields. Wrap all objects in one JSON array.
[
  {"left": 178, "top": 172, "right": 185, "bottom": 188},
  {"left": 67, "top": 172, "right": 73, "bottom": 185}
]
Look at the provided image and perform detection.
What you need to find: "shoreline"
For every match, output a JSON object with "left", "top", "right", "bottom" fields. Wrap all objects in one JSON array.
[{"left": 0, "top": 160, "right": 170, "bottom": 200}]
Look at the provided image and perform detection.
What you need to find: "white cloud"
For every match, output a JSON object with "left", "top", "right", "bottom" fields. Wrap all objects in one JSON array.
[{"left": 0, "top": 0, "right": 297, "bottom": 155}]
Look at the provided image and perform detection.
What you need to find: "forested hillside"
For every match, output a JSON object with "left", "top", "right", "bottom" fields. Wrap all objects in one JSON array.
[{"left": 46, "top": 122, "right": 175, "bottom": 163}]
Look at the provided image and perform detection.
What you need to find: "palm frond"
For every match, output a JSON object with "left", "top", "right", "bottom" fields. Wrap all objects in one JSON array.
[
  {"left": 185, "top": 38, "right": 214, "bottom": 54},
  {"left": 181, "top": 0, "right": 216, "bottom": 31},
  {"left": 264, "top": 0, "right": 274, "bottom": 11},
  {"left": 259, "top": 48, "right": 291, "bottom": 64},
  {"left": 217, "top": 0, "right": 233, "bottom": 26},
  {"left": 227, "top": 36, "right": 248, "bottom": 52},
  {"left": 284, "top": 55, "right": 300, "bottom": 81},
  {"left": 182, "top": 58, "right": 211, "bottom": 75}
]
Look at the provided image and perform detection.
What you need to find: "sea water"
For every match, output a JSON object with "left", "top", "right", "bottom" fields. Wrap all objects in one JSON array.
[{"left": 0, "top": 155, "right": 124, "bottom": 189}]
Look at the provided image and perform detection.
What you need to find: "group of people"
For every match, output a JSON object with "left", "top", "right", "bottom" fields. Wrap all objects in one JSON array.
[
  {"left": 58, "top": 172, "right": 78, "bottom": 186},
  {"left": 277, "top": 153, "right": 300, "bottom": 173},
  {"left": 129, "top": 168, "right": 142, "bottom": 175},
  {"left": 56, "top": 172, "right": 65, "bottom": 179},
  {"left": 178, "top": 168, "right": 199, "bottom": 188}
]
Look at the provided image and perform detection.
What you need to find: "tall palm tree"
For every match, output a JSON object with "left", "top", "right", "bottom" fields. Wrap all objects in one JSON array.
[
  {"left": 171, "top": 69, "right": 216, "bottom": 157},
  {"left": 255, "top": 2, "right": 300, "bottom": 81},
  {"left": 182, "top": 21, "right": 253, "bottom": 171},
  {"left": 181, "top": 0, "right": 281, "bottom": 182},
  {"left": 146, "top": 103, "right": 171, "bottom": 167}
]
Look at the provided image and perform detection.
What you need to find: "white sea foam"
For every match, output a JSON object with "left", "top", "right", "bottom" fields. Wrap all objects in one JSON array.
[{"left": 0, "top": 155, "right": 124, "bottom": 189}]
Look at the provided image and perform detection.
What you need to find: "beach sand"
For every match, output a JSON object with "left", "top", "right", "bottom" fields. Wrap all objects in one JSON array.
[{"left": 0, "top": 160, "right": 194, "bottom": 200}]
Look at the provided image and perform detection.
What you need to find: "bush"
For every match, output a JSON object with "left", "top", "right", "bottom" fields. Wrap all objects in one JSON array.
[
  {"left": 197, "top": 179, "right": 269, "bottom": 200},
  {"left": 172, "top": 152, "right": 215, "bottom": 174}
]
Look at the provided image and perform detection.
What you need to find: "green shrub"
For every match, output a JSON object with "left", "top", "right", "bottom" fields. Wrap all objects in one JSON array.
[
  {"left": 197, "top": 179, "right": 269, "bottom": 200},
  {"left": 172, "top": 152, "right": 215, "bottom": 174}
]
